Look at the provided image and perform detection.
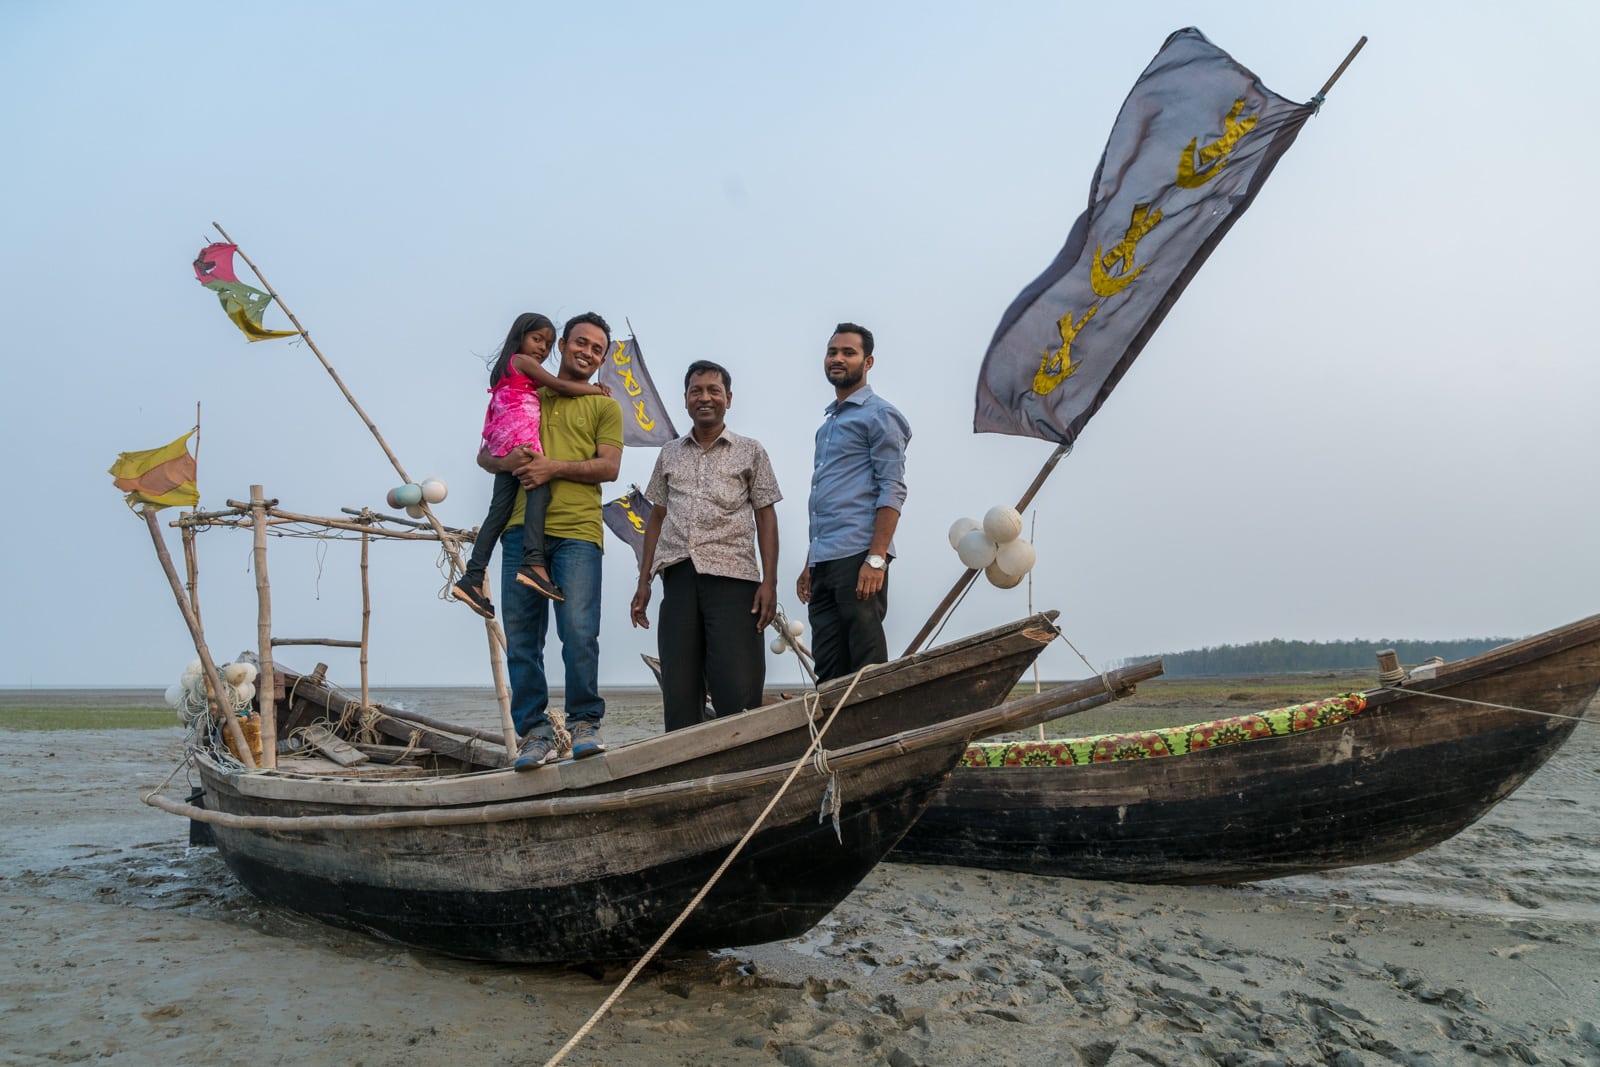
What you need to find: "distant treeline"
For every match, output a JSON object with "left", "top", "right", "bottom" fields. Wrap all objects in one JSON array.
[{"left": 1120, "top": 637, "right": 1514, "bottom": 677}]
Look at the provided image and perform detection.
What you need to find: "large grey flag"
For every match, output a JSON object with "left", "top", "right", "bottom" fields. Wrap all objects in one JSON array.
[
  {"left": 974, "top": 28, "right": 1315, "bottom": 443},
  {"left": 599, "top": 336, "right": 678, "bottom": 447}
]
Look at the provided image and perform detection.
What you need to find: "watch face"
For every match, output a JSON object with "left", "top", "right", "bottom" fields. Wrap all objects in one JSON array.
[{"left": 866, "top": 554, "right": 885, "bottom": 569}]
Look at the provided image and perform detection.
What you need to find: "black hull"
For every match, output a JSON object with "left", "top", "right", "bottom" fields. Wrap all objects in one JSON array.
[
  {"left": 169, "top": 650, "right": 1162, "bottom": 963},
  {"left": 894, "top": 710, "right": 1578, "bottom": 884},
  {"left": 893, "top": 614, "right": 1600, "bottom": 884},
  {"left": 213, "top": 768, "right": 944, "bottom": 962}
]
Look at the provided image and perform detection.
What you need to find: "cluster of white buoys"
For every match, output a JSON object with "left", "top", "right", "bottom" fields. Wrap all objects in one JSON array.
[
  {"left": 769, "top": 617, "right": 806, "bottom": 655},
  {"left": 948, "top": 505, "right": 1037, "bottom": 589},
  {"left": 386, "top": 477, "right": 448, "bottom": 518},
  {"left": 165, "top": 658, "right": 259, "bottom": 724}
]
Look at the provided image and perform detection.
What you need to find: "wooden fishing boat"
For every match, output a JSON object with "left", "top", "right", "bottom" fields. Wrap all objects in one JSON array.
[
  {"left": 135, "top": 485, "right": 1175, "bottom": 962},
  {"left": 262, "top": 610, "right": 1073, "bottom": 789},
  {"left": 890, "top": 613, "right": 1600, "bottom": 884},
  {"left": 163, "top": 657, "right": 1162, "bottom": 963}
]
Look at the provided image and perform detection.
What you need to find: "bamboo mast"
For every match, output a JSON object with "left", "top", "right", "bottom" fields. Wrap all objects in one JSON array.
[
  {"left": 902, "top": 36, "right": 1367, "bottom": 659},
  {"left": 360, "top": 531, "right": 371, "bottom": 711},
  {"left": 143, "top": 507, "right": 256, "bottom": 769},
  {"left": 181, "top": 526, "right": 201, "bottom": 627},
  {"left": 483, "top": 569, "right": 517, "bottom": 753},
  {"left": 212, "top": 222, "right": 519, "bottom": 756},
  {"left": 250, "top": 485, "right": 278, "bottom": 769},
  {"left": 183, "top": 402, "right": 202, "bottom": 627}
]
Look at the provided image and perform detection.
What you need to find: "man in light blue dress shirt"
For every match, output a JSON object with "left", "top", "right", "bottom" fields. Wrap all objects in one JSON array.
[{"left": 796, "top": 323, "right": 912, "bottom": 681}]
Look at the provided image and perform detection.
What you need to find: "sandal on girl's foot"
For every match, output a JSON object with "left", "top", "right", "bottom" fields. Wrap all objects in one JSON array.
[
  {"left": 450, "top": 580, "right": 495, "bottom": 619},
  {"left": 515, "top": 566, "right": 565, "bottom": 602}
]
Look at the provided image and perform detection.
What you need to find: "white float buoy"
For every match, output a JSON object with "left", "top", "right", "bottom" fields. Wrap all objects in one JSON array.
[
  {"left": 405, "top": 503, "right": 426, "bottom": 519},
  {"left": 985, "top": 560, "right": 1025, "bottom": 589},
  {"left": 956, "top": 528, "right": 998, "bottom": 570},
  {"left": 421, "top": 477, "right": 448, "bottom": 504},
  {"left": 996, "top": 538, "right": 1037, "bottom": 578},
  {"left": 787, "top": 618, "right": 805, "bottom": 637},
  {"left": 947, "top": 516, "right": 981, "bottom": 550},
  {"left": 770, "top": 636, "right": 788, "bottom": 655},
  {"left": 983, "top": 505, "right": 1023, "bottom": 545}
]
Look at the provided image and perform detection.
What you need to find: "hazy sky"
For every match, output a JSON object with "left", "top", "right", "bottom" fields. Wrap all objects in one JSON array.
[{"left": 4, "top": 2, "right": 1597, "bottom": 687}]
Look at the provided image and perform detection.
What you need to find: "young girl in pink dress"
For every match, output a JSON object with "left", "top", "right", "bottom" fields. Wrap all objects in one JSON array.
[{"left": 452, "top": 312, "right": 609, "bottom": 617}]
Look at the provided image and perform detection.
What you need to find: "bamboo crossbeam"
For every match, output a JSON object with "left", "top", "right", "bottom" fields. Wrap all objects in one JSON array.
[
  {"left": 340, "top": 506, "right": 476, "bottom": 538},
  {"left": 271, "top": 638, "right": 364, "bottom": 648},
  {"left": 266, "top": 507, "right": 469, "bottom": 539},
  {"left": 209, "top": 505, "right": 455, "bottom": 541},
  {"left": 176, "top": 504, "right": 251, "bottom": 524}
]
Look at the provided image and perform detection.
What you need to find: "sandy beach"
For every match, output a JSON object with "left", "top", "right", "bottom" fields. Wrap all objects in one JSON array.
[{"left": 3, "top": 689, "right": 1597, "bottom": 1066}]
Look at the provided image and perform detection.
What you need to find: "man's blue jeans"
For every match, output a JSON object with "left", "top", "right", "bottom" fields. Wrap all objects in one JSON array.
[{"left": 499, "top": 527, "right": 605, "bottom": 737}]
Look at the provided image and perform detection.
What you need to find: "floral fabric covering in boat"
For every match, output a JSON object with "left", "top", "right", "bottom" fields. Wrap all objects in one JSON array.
[{"left": 959, "top": 693, "right": 1367, "bottom": 768}]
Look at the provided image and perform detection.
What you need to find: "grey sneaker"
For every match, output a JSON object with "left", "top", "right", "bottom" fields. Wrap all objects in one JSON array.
[
  {"left": 513, "top": 732, "right": 557, "bottom": 771},
  {"left": 568, "top": 721, "right": 606, "bottom": 759}
]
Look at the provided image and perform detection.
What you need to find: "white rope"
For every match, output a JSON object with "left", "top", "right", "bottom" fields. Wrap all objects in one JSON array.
[
  {"left": 1045, "top": 619, "right": 1118, "bottom": 698},
  {"left": 542, "top": 664, "right": 872, "bottom": 1067},
  {"left": 1380, "top": 684, "right": 1598, "bottom": 725}
]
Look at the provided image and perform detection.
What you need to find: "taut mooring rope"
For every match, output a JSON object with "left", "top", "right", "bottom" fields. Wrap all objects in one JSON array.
[{"left": 542, "top": 664, "right": 871, "bottom": 1067}]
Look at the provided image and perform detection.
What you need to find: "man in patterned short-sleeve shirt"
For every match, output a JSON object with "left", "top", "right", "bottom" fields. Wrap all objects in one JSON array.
[{"left": 631, "top": 360, "right": 782, "bottom": 731}]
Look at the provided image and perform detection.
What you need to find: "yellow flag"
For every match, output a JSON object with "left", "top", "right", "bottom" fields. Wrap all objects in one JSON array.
[{"left": 109, "top": 431, "right": 199, "bottom": 511}]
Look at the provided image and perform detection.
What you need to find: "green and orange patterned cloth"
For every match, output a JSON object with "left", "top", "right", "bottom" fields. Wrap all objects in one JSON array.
[{"left": 959, "top": 693, "right": 1367, "bottom": 767}]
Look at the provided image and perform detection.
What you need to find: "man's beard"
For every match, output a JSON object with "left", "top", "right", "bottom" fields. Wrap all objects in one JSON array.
[{"left": 827, "top": 366, "right": 862, "bottom": 390}]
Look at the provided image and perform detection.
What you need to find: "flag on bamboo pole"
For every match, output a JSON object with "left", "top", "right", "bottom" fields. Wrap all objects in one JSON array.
[
  {"left": 193, "top": 242, "right": 298, "bottom": 341},
  {"left": 974, "top": 28, "right": 1315, "bottom": 443},
  {"left": 109, "top": 430, "right": 199, "bottom": 511},
  {"left": 598, "top": 336, "right": 678, "bottom": 446},
  {"left": 602, "top": 485, "right": 654, "bottom": 565}
]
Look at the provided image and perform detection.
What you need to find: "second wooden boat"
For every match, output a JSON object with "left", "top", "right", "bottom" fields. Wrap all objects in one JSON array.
[{"left": 890, "top": 613, "right": 1600, "bottom": 884}]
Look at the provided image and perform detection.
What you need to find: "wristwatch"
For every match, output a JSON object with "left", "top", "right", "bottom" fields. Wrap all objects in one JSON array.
[{"left": 865, "top": 554, "right": 886, "bottom": 570}]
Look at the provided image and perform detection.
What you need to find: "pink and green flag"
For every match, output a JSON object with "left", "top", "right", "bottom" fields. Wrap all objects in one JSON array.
[{"left": 193, "top": 242, "right": 297, "bottom": 341}]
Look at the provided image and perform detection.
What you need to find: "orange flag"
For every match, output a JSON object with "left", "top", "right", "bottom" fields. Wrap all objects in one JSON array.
[{"left": 110, "top": 431, "right": 199, "bottom": 511}]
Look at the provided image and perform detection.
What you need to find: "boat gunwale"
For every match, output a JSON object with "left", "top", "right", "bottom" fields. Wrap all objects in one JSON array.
[{"left": 224, "top": 610, "right": 1064, "bottom": 807}]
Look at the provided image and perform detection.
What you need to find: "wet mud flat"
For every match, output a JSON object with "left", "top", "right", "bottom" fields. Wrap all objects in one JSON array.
[{"left": 2, "top": 691, "right": 1597, "bottom": 1065}]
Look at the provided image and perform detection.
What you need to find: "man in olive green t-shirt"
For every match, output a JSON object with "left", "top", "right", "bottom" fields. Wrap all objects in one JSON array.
[{"left": 478, "top": 312, "right": 623, "bottom": 768}]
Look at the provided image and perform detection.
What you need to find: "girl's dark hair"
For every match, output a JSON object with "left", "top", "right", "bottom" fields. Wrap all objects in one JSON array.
[{"left": 489, "top": 313, "right": 556, "bottom": 386}]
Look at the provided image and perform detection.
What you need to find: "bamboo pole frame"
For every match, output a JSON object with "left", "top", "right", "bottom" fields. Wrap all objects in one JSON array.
[
  {"left": 360, "top": 530, "right": 371, "bottom": 711},
  {"left": 211, "top": 223, "right": 518, "bottom": 743},
  {"left": 143, "top": 507, "right": 256, "bottom": 769},
  {"left": 251, "top": 485, "right": 278, "bottom": 769},
  {"left": 483, "top": 568, "right": 517, "bottom": 763},
  {"left": 181, "top": 526, "right": 201, "bottom": 629}
]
